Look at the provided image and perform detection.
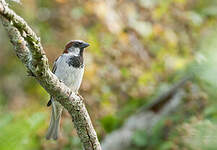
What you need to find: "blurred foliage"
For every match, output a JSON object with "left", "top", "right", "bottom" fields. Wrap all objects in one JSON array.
[
  {"left": 0, "top": 112, "right": 46, "bottom": 150},
  {"left": 0, "top": 0, "right": 217, "bottom": 149}
]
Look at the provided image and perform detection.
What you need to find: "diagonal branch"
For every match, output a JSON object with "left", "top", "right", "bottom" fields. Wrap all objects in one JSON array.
[
  {"left": 0, "top": 0, "right": 101, "bottom": 150},
  {"left": 102, "top": 76, "right": 190, "bottom": 150}
]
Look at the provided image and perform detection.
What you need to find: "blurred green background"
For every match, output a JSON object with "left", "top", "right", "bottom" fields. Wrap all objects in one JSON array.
[{"left": 1, "top": 0, "right": 217, "bottom": 150}]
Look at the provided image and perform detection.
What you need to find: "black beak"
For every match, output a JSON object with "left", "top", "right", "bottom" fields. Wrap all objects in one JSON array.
[{"left": 80, "top": 42, "right": 90, "bottom": 48}]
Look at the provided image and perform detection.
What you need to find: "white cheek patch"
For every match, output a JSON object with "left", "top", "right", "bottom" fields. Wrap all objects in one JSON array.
[
  {"left": 74, "top": 48, "right": 80, "bottom": 55},
  {"left": 68, "top": 47, "right": 80, "bottom": 56}
]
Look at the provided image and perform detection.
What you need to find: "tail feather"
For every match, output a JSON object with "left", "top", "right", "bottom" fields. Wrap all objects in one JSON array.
[{"left": 46, "top": 99, "right": 62, "bottom": 140}]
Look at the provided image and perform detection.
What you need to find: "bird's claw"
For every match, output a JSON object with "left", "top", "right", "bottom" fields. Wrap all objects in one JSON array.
[
  {"left": 77, "top": 93, "right": 83, "bottom": 100},
  {"left": 69, "top": 92, "right": 80, "bottom": 100}
]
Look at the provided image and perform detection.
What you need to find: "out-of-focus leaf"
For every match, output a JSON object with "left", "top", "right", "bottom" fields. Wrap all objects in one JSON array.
[
  {"left": 159, "top": 141, "right": 174, "bottom": 150},
  {"left": 0, "top": 112, "right": 46, "bottom": 150},
  {"left": 100, "top": 115, "right": 119, "bottom": 133}
]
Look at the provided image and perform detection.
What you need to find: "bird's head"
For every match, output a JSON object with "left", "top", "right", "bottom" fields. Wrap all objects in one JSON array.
[{"left": 64, "top": 40, "right": 89, "bottom": 56}]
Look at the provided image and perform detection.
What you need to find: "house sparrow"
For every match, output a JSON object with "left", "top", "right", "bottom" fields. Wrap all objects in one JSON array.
[{"left": 46, "top": 40, "right": 89, "bottom": 140}]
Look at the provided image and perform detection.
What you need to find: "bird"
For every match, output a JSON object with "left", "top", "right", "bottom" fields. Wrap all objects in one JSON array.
[{"left": 46, "top": 40, "right": 89, "bottom": 140}]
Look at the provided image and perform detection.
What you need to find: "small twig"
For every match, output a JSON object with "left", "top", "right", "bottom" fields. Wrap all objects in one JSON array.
[{"left": 137, "top": 75, "right": 192, "bottom": 113}]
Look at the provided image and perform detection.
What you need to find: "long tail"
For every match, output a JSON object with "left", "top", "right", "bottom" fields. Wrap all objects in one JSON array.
[{"left": 46, "top": 98, "right": 63, "bottom": 140}]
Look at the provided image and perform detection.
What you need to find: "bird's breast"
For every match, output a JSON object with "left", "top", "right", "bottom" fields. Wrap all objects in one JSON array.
[{"left": 54, "top": 54, "right": 84, "bottom": 92}]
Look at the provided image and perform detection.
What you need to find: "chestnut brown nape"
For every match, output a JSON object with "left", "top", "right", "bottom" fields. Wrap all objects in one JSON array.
[{"left": 64, "top": 40, "right": 89, "bottom": 52}]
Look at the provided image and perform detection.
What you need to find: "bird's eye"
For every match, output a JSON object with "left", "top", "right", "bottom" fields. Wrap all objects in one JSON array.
[{"left": 74, "top": 43, "right": 79, "bottom": 47}]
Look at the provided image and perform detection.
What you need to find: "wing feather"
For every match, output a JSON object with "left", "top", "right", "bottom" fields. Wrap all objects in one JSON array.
[
  {"left": 52, "top": 57, "right": 60, "bottom": 73},
  {"left": 47, "top": 56, "right": 61, "bottom": 107}
]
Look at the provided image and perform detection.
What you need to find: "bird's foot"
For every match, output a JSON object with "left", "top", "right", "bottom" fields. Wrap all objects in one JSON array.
[
  {"left": 69, "top": 92, "right": 80, "bottom": 100},
  {"left": 76, "top": 93, "right": 83, "bottom": 100}
]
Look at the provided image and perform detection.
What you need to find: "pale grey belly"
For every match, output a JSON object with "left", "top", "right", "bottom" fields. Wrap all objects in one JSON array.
[{"left": 55, "top": 62, "right": 84, "bottom": 92}]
